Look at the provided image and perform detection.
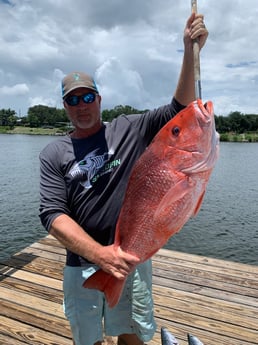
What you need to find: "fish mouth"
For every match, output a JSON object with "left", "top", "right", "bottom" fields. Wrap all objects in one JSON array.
[
  {"left": 181, "top": 100, "right": 219, "bottom": 174},
  {"left": 196, "top": 100, "right": 213, "bottom": 127}
]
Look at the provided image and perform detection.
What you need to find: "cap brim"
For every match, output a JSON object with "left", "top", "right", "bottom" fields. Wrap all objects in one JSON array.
[{"left": 63, "top": 85, "right": 98, "bottom": 98}]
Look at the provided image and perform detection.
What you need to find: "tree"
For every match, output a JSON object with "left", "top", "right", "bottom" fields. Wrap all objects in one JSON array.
[
  {"left": 27, "top": 105, "right": 68, "bottom": 127},
  {"left": 228, "top": 111, "right": 243, "bottom": 133},
  {"left": 215, "top": 115, "right": 230, "bottom": 133},
  {"left": 0, "top": 108, "right": 16, "bottom": 126},
  {"left": 102, "top": 105, "right": 146, "bottom": 122}
]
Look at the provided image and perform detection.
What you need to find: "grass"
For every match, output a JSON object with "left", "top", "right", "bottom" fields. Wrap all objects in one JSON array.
[
  {"left": 0, "top": 126, "right": 67, "bottom": 136},
  {"left": 219, "top": 132, "right": 258, "bottom": 142}
]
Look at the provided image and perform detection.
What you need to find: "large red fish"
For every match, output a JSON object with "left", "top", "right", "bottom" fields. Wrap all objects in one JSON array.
[{"left": 83, "top": 99, "right": 219, "bottom": 307}]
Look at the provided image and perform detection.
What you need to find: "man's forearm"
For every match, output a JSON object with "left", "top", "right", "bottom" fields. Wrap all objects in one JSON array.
[
  {"left": 50, "top": 214, "right": 140, "bottom": 279},
  {"left": 174, "top": 47, "right": 195, "bottom": 106},
  {"left": 50, "top": 214, "right": 103, "bottom": 264}
]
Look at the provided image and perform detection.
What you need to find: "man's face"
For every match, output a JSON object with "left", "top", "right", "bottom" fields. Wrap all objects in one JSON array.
[{"left": 64, "top": 87, "right": 102, "bottom": 132}]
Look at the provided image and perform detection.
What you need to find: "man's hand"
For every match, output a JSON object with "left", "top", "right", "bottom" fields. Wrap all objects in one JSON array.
[
  {"left": 95, "top": 244, "right": 140, "bottom": 280},
  {"left": 184, "top": 13, "right": 208, "bottom": 50}
]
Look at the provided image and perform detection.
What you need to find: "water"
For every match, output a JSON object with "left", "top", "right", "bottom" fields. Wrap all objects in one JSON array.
[
  {"left": 0, "top": 135, "right": 257, "bottom": 265},
  {"left": 0, "top": 134, "right": 56, "bottom": 260},
  {"left": 164, "top": 142, "right": 258, "bottom": 265}
]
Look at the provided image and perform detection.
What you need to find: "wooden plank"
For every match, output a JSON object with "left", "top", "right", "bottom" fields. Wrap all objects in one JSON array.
[
  {"left": 1, "top": 254, "right": 64, "bottom": 280},
  {"left": 153, "top": 253, "right": 258, "bottom": 285},
  {"left": 152, "top": 271, "right": 258, "bottom": 303},
  {"left": 153, "top": 285, "right": 258, "bottom": 328},
  {"left": 39, "top": 235, "right": 65, "bottom": 248},
  {"left": 28, "top": 242, "right": 67, "bottom": 256},
  {"left": 0, "top": 299, "right": 71, "bottom": 338},
  {"left": 0, "top": 286, "right": 64, "bottom": 318},
  {"left": 0, "top": 264, "right": 62, "bottom": 290},
  {"left": 19, "top": 246, "right": 65, "bottom": 262},
  {"left": 151, "top": 321, "right": 254, "bottom": 345},
  {"left": 154, "top": 248, "right": 258, "bottom": 275},
  {"left": 0, "top": 334, "right": 29, "bottom": 345},
  {"left": 1, "top": 235, "right": 258, "bottom": 345},
  {"left": 0, "top": 276, "right": 62, "bottom": 304},
  {"left": 152, "top": 275, "right": 258, "bottom": 307},
  {"left": 154, "top": 299, "right": 258, "bottom": 342},
  {"left": 0, "top": 315, "right": 71, "bottom": 345},
  {"left": 155, "top": 306, "right": 258, "bottom": 343}
]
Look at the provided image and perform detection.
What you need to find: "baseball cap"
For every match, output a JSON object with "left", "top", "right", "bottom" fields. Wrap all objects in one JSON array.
[{"left": 62, "top": 72, "right": 99, "bottom": 98}]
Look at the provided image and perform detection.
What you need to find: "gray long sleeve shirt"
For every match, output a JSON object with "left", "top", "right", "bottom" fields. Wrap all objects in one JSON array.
[{"left": 39, "top": 98, "right": 184, "bottom": 266}]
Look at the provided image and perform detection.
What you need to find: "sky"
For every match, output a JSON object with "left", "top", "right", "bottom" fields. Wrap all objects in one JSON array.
[{"left": 0, "top": 0, "right": 257, "bottom": 117}]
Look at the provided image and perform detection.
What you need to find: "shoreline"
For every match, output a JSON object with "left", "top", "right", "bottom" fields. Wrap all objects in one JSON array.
[
  {"left": 0, "top": 127, "right": 67, "bottom": 136},
  {"left": 1, "top": 126, "right": 258, "bottom": 142}
]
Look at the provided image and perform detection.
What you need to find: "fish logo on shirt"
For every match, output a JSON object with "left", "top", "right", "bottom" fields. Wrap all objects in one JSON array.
[{"left": 69, "top": 150, "right": 111, "bottom": 189}]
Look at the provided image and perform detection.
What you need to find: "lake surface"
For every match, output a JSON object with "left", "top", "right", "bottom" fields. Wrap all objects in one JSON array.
[{"left": 0, "top": 134, "right": 257, "bottom": 265}]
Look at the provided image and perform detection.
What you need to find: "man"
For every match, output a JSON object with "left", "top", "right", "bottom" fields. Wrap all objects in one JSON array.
[{"left": 39, "top": 13, "right": 208, "bottom": 345}]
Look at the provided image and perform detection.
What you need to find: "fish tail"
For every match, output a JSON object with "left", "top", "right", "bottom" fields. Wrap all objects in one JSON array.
[
  {"left": 161, "top": 327, "right": 180, "bottom": 345},
  {"left": 82, "top": 269, "right": 126, "bottom": 308},
  {"left": 187, "top": 333, "right": 204, "bottom": 345}
]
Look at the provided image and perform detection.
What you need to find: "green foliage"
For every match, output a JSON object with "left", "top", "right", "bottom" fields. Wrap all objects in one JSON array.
[
  {"left": 102, "top": 105, "right": 146, "bottom": 122},
  {"left": 219, "top": 133, "right": 230, "bottom": 142},
  {"left": 0, "top": 108, "right": 17, "bottom": 128},
  {"left": 215, "top": 112, "right": 258, "bottom": 134},
  {"left": 27, "top": 105, "right": 68, "bottom": 127}
]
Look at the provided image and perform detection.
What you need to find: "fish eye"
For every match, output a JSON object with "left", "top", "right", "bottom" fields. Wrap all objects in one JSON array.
[{"left": 172, "top": 126, "right": 180, "bottom": 136}]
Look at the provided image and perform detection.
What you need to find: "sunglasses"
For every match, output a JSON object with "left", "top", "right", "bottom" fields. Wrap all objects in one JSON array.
[{"left": 65, "top": 92, "right": 96, "bottom": 106}]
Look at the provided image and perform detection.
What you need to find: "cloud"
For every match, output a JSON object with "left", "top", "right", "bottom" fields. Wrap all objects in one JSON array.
[
  {"left": 226, "top": 61, "right": 257, "bottom": 69},
  {"left": 0, "top": 0, "right": 258, "bottom": 116},
  {"left": 96, "top": 57, "right": 148, "bottom": 109},
  {"left": 0, "top": 83, "right": 29, "bottom": 96},
  {"left": 28, "top": 96, "right": 57, "bottom": 108}
]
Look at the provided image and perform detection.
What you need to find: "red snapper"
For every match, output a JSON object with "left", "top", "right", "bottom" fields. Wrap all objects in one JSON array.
[{"left": 83, "top": 99, "right": 220, "bottom": 307}]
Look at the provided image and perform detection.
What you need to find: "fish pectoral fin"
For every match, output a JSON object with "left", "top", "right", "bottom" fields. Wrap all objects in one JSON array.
[
  {"left": 83, "top": 269, "right": 126, "bottom": 308},
  {"left": 153, "top": 177, "right": 196, "bottom": 234},
  {"left": 155, "top": 178, "right": 194, "bottom": 217}
]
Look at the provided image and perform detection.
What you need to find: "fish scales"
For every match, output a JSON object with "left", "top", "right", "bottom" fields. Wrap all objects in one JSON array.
[{"left": 117, "top": 153, "right": 179, "bottom": 254}]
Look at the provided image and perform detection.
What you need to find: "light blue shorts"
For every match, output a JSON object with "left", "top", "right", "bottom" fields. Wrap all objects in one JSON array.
[{"left": 63, "top": 259, "right": 156, "bottom": 345}]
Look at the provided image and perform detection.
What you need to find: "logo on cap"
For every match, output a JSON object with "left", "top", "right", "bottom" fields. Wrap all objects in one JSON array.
[{"left": 73, "top": 73, "right": 81, "bottom": 81}]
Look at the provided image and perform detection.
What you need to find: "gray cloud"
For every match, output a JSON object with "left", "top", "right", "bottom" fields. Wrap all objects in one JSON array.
[{"left": 0, "top": 0, "right": 257, "bottom": 116}]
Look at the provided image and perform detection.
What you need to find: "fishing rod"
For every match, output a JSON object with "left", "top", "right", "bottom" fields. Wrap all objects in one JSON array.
[{"left": 191, "top": 0, "right": 202, "bottom": 100}]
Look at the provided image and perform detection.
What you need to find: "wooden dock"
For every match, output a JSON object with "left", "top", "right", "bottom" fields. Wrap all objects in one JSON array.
[{"left": 0, "top": 235, "right": 257, "bottom": 345}]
